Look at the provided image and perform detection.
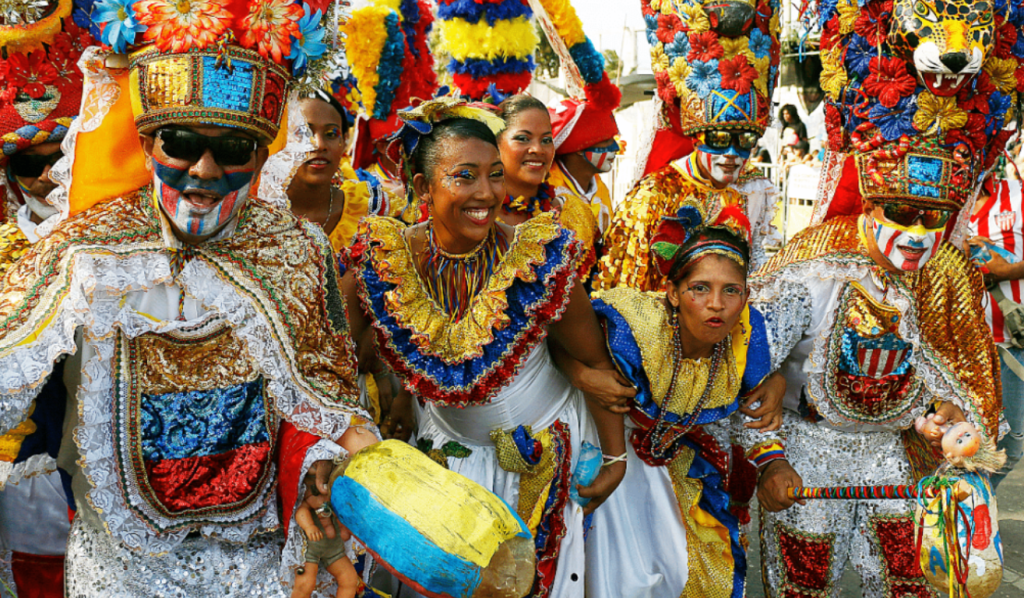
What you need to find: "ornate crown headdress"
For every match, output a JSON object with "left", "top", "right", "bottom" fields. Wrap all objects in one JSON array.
[
  {"left": 0, "top": 2, "right": 95, "bottom": 159},
  {"left": 807, "top": 0, "right": 1023, "bottom": 215},
  {"left": 88, "top": 0, "right": 350, "bottom": 144}
]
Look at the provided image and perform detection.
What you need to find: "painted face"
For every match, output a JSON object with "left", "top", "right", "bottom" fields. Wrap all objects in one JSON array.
[
  {"left": 941, "top": 421, "right": 981, "bottom": 459},
  {"left": 581, "top": 140, "right": 620, "bottom": 173},
  {"left": 293, "top": 97, "right": 345, "bottom": 188},
  {"left": 696, "top": 147, "right": 748, "bottom": 187},
  {"left": 418, "top": 136, "right": 506, "bottom": 254},
  {"left": 868, "top": 206, "right": 937, "bottom": 270},
  {"left": 498, "top": 108, "right": 554, "bottom": 191},
  {"left": 149, "top": 127, "right": 259, "bottom": 242},
  {"left": 9, "top": 141, "right": 62, "bottom": 206},
  {"left": 668, "top": 254, "right": 748, "bottom": 354}
]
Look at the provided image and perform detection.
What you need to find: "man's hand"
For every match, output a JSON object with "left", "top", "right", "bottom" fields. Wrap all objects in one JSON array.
[
  {"left": 740, "top": 373, "right": 786, "bottom": 431},
  {"left": 916, "top": 401, "right": 967, "bottom": 448},
  {"left": 579, "top": 367, "right": 636, "bottom": 414},
  {"left": 757, "top": 460, "right": 805, "bottom": 512},
  {"left": 577, "top": 461, "right": 626, "bottom": 515}
]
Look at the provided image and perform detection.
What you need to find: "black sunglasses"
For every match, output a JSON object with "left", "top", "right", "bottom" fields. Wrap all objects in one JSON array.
[
  {"left": 156, "top": 129, "right": 257, "bottom": 167},
  {"left": 8, "top": 150, "right": 63, "bottom": 178},
  {"left": 881, "top": 203, "right": 953, "bottom": 230},
  {"left": 703, "top": 130, "right": 760, "bottom": 152}
]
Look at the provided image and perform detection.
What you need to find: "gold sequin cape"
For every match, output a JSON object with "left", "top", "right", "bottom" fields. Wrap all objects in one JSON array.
[
  {"left": 327, "top": 159, "right": 374, "bottom": 253},
  {"left": 593, "top": 288, "right": 773, "bottom": 597},
  {"left": 0, "top": 188, "right": 370, "bottom": 555},
  {"left": 547, "top": 162, "right": 612, "bottom": 283},
  {"left": 349, "top": 212, "right": 583, "bottom": 407},
  {"left": 0, "top": 221, "right": 31, "bottom": 481},
  {"left": 750, "top": 215, "right": 1001, "bottom": 473},
  {"left": 597, "top": 154, "right": 775, "bottom": 291}
]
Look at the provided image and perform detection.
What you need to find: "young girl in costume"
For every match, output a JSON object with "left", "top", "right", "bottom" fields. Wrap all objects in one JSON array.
[
  {"left": 563, "top": 201, "right": 786, "bottom": 598},
  {"left": 341, "top": 98, "right": 634, "bottom": 598}
]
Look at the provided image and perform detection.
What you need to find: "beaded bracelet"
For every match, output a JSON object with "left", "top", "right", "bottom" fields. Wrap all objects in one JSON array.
[{"left": 601, "top": 452, "right": 628, "bottom": 467}]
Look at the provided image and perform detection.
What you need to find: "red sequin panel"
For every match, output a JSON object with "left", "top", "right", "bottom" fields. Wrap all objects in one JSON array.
[
  {"left": 776, "top": 524, "right": 835, "bottom": 596},
  {"left": 868, "top": 514, "right": 936, "bottom": 598},
  {"left": 145, "top": 442, "right": 272, "bottom": 513},
  {"left": 832, "top": 369, "right": 916, "bottom": 420}
]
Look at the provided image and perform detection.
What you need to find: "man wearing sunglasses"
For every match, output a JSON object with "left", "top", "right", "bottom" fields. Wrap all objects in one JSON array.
[
  {"left": 4, "top": 143, "right": 64, "bottom": 243},
  {"left": 597, "top": 87, "right": 780, "bottom": 292},
  {"left": 750, "top": 144, "right": 1002, "bottom": 596},
  {"left": 0, "top": 7, "right": 379, "bottom": 598}
]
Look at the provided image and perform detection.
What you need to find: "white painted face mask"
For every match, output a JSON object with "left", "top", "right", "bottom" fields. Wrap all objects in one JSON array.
[{"left": 869, "top": 217, "right": 941, "bottom": 271}]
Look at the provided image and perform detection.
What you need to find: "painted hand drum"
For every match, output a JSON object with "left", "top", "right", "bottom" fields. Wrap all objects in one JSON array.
[
  {"left": 330, "top": 440, "right": 536, "bottom": 598},
  {"left": 916, "top": 470, "right": 1002, "bottom": 598}
]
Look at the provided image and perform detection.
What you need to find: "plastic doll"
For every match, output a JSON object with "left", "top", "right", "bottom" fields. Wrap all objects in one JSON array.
[
  {"left": 292, "top": 473, "right": 361, "bottom": 598},
  {"left": 914, "top": 416, "right": 1006, "bottom": 472}
]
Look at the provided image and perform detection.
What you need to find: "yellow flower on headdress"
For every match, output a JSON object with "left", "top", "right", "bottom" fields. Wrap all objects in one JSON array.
[
  {"left": 913, "top": 92, "right": 968, "bottom": 135},
  {"left": 820, "top": 46, "right": 847, "bottom": 100},
  {"left": 836, "top": 0, "right": 858, "bottom": 34},
  {"left": 984, "top": 58, "right": 1018, "bottom": 94},
  {"left": 752, "top": 55, "right": 771, "bottom": 95},
  {"left": 721, "top": 37, "right": 755, "bottom": 63},
  {"left": 669, "top": 57, "right": 692, "bottom": 95},
  {"left": 652, "top": 44, "right": 671, "bottom": 72},
  {"left": 681, "top": 4, "right": 710, "bottom": 33}
]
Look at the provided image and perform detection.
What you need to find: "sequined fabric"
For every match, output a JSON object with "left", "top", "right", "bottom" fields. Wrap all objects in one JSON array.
[
  {"left": 0, "top": 222, "right": 28, "bottom": 285},
  {"left": 759, "top": 415, "right": 934, "bottom": 598},
  {"left": 66, "top": 518, "right": 293, "bottom": 598}
]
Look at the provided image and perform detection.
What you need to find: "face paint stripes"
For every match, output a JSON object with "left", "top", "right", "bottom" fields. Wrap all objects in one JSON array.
[{"left": 870, "top": 215, "right": 940, "bottom": 271}]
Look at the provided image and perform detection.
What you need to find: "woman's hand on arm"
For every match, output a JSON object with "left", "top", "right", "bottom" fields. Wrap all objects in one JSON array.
[
  {"left": 549, "top": 339, "right": 635, "bottom": 414},
  {"left": 739, "top": 372, "right": 786, "bottom": 431}
]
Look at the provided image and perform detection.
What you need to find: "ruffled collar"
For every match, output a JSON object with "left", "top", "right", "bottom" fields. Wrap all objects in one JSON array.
[{"left": 503, "top": 182, "right": 555, "bottom": 215}]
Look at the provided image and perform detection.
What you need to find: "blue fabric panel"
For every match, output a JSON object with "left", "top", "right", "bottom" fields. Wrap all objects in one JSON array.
[{"left": 202, "top": 57, "right": 254, "bottom": 112}]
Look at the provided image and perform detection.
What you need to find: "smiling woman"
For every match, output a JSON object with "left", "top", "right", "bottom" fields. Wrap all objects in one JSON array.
[
  {"left": 496, "top": 95, "right": 555, "bottom": 226},
  {"left": 341, "top": 97, "right": 637, "bottom": 598}
]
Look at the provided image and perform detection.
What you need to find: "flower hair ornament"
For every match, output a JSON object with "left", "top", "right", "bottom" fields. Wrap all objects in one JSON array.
[{"left": 651, "top": 200, "right": 752, "bottom": 280}]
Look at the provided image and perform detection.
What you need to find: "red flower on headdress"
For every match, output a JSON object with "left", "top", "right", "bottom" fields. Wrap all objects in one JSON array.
[
  {"left": 688, "top": 31, "right": 724, "bottom": 63},
  {"left": 136, "top": 0, "right": 233, "bottom": 53},
  {"left": 713, "top": 205, "right": 752, "bottom": 244},
  {"left": 656, "top": 13, "right": 685, "bottom": 44},
  {"left": 862, "top": 56, "right": 915, "bottom": 108},
  {"left": 754, "top": 0, "right": 772, "bottom": 35},
  {"left": 957, "top": 72, "right": 995, "bottom": 113},
  {"left": 993, "top": 17, "right": 1016, "bottom": 59},
  {"left": 820, "top": 15, "right": 840, "bottom": 50},
  {"left": 826, "top": 103, "right": 845, "bottom": 150},
  {"left": 655, "top": 71, "right": 677, "bottom": 101},
  {"left": 1016, "top": 65, "right": 1024, "bottom": 93},
  {"left": 853, "top": 1, "right": 892, "bottom": 46},
  {"left": 719, "top": 55, "right": 758, "bottom": 95},
  {"left": 53, "top": 19, "right": 93, "bottom": 58},
  {"left": 240, "top": 0, "right": 303, "bottom": 64},
  {"left": 6, "top": 50, "right": 59, "bottom": 99}
]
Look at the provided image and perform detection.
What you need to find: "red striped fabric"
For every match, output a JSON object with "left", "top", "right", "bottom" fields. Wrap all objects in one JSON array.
[{"left": 969, "top": 179, "right": 1024, "bottom": 344}]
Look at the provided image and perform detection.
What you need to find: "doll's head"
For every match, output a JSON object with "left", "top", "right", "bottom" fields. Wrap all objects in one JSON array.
[{"left": 941, "top": 422, "right": 981, "bottom": 460}]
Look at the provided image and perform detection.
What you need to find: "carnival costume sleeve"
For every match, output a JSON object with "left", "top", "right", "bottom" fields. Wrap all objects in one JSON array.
[{"left": 0, "top": 191, "right": 371, "bottom": 558}]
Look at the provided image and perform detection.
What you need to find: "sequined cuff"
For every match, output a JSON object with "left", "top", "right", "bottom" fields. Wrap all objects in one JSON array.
[{"left": 747, "top": 441, "right": 786, "bottom": 468}]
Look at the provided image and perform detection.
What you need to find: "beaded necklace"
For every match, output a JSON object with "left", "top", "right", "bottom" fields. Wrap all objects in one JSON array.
[
  {"left": 641, "top": 306, "right": 727, "bottom": 462},
  {"left": 419, "top": 222, "right": 509, "bottom": 321},
  {"left": 503, "top": 182, "right": 554, "bottom": 215}
]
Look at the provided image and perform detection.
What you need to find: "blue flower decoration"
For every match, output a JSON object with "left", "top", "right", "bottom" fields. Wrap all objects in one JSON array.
[
  {"left": 1012, "top": 34, "right": 1024, "bottom": 59},
  {"left": 288, "top": 5, "right": 328, "bottom": 76},
  {"left": 687, "top": 60, "right": 721, "bottom": 99},
  {"left": 845, "top": 35, "right": 874, "bottom": 79},
  {"left": 749, "top": 29, "right": 771, "bottom": 60},
  {"left": 987, "top": 92, "right": 1012, "bottom": 134},
  {"left": 644, "top": 14, "right": 660, "bottom": 46},
  {"left": 665, "top": 31, "right": 690, "bottom": 60},
  {"left": 93, "top": 0, "right": 147, "bottom": 53},
  {"left": 869, "top": 96, "right": 917, "bottom": 141},
  {"left": 818, "top": 0, "right": 838, "bottom": 24}
]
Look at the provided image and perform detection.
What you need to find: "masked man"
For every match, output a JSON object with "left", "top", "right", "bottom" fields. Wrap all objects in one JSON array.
[
  {"left": 749, "top": 0, "right": 1020, "bottom": 591},
  {"left": 597, "top": 0, "right": 782, "bottom": 292},
  {"left": 0, "top": 2, "right": 376, "bottom": 596}
]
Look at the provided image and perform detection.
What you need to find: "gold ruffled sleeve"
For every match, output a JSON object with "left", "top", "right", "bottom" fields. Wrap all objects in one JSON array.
[{"left": 328, "top": 160, "right": 372, "bottom": 252}]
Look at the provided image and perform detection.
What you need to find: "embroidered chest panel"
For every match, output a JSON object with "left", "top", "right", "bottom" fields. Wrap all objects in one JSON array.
[
  {"left": 112, "top": 321, "right": 277, "bottom": 533},
  {"left": 822, "top": 282, "right": 924, "bottom": 424}
]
